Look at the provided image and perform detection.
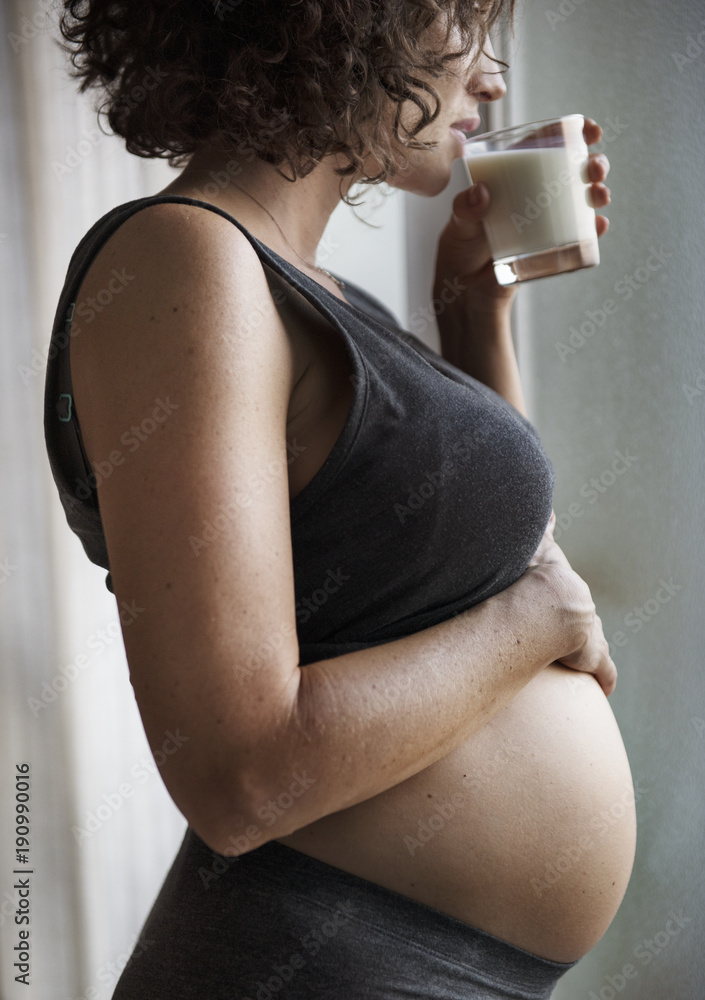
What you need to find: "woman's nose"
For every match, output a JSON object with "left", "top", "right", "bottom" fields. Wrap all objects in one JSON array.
[{"left": 468, "top": 38, "right": 507, "bottom": 103}]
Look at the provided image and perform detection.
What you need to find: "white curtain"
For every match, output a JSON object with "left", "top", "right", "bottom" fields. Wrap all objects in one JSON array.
[
  {"left": 1, "top": 3, "right": 187, "bottom": 998},
  {"left": 0, "top": 3, "right": 407, "bottom": 998}
]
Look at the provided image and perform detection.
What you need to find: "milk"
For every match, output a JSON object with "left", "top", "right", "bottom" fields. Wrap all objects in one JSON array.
[{"left": 464, "top": 146, "right": 595, "bottom": 260}]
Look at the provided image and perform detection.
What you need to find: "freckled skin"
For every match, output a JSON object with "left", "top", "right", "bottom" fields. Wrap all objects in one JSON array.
[
  {"left": 147, "top": 12, "right": 619, "bottom": 968},
  {"left": 276, "top": 666, "right": 636, "bottom": 964}
]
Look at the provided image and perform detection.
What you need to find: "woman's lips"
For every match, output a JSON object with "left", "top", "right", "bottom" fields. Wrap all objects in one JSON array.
[
  {"left": 449, "top": 118, "right": 482, "bottom": 149},
  {"left": 450, "top": 117, "right": 482, "bottom": 135}
]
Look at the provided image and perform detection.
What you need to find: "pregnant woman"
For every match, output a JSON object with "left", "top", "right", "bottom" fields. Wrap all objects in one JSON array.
[{"left": 45, "top": 1, "right": 635, "bottom": 996}]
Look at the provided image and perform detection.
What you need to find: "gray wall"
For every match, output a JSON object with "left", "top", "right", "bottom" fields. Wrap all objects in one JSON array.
[
  {"left": 511, "top": 3, "right": 705, "bottom": 996},
  {"left": 406, "top": 0, "right": 705, "bottom": 996}
]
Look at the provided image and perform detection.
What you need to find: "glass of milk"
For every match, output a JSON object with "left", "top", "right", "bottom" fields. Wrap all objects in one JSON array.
[{"left": 462, "top": 114, "right": 599, "bottom": 285}]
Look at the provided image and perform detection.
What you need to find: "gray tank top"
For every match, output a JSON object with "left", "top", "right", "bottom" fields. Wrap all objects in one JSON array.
[{"left": 43, "top": 194, "right": 555, "bottom": 666}]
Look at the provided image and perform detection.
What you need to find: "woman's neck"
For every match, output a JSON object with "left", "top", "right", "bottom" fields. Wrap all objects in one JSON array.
[{"left": 160, "top": 142, "right": 358, "bottom": 265}]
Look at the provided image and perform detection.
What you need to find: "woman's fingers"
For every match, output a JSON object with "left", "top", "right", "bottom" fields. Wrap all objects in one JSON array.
[
  {"left": 513, "top": 117, "right": 604, "bottom": 150},
  {"left": 584, "top": 150, "right": 611, "bottom": 236},
  {"left": 595, "top": 215, "right": 610, "bottom": 238},
  {"left": 590, "top": 183, "right": 611, "bottom": 208},
  {"left": 460, "top": 120, "right": 612, "bottom": 247},
  {"left": 583, "top": 117, "right": 603, "bottom": 146},
  {"left": 593, "top": 654, "right": 618, "bottom": 697},
  {"left": 449, "top": 181, "right": 491, "bottom": 235},
  {"left": 586, "top": 153, "right": 611, "bottom": 211},
  {"left": 587, "top": 153, "right": 610, "bottom": 182}
]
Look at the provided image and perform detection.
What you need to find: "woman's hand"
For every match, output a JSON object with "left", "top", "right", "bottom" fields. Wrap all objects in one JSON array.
[
  {"left": 433, "top": 117, "right": 612, "bottom": 313},
  {"left": 524, "top": 510, "right": 618, "bottom": 697}
]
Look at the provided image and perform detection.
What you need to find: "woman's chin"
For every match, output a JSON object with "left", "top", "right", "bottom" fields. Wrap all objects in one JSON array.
[
  {"left": 420, "top": 166, "right": 456, "bottom": 198},
  {"left": 390, "top": 159, "right": 456, "bottom": 198}
]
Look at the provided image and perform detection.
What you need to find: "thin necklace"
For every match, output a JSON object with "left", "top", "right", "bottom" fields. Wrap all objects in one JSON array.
[{"left": 229, "top": 181, "right": 345, "bottom": 291}]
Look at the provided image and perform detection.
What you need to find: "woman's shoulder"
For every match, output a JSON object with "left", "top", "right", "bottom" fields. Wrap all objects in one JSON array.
[
  {"left": 82, "top": 193, "right": 262, "bottom": 275},
  {"left": 68, "top": 193, "right": 300, "bottom": 460},
  {"left": 69, "top": 193, "right": 287, "bottom": 366}
]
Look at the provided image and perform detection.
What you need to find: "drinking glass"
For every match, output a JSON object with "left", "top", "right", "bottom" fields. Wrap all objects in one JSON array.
[{"left": 462, "top": 114, "right": 599, "bottom": 285}]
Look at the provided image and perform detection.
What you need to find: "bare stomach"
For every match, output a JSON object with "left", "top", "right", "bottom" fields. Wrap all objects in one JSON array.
[{"left": 275, "top": 662, "right": 636, "bottom": 964}]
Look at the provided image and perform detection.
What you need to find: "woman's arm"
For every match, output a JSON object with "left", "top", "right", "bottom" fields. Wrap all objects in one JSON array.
[
  {"left": 433, "top": 293, "right": 528, "bottom": 419},
  {"left": 431, "top": 117, "right": 612, "bottom": 420},
  {"left": 72, "top": 202, "right": 613, "bottom": 863}
]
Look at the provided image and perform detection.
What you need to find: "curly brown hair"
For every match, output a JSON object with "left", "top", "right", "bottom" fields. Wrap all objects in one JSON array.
[{"left": 57, "top": 0, "right": 516, "bottom": 204}]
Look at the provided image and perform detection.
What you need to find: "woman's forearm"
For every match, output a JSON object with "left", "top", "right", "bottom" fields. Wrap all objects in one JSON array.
[
  {"left": 207, "top": 570, "right": 569, "bottom": 855},
  {"left": 434, "top": 291, "right": 528, "bottom": 420}
]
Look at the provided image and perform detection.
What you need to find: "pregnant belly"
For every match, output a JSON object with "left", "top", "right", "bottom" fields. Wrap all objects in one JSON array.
[{"left": 275, "top": 663, "right": 637, "bottom": 964}]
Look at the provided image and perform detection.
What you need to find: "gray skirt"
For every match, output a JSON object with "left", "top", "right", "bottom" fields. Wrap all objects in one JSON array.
[{"left": 112, "top": 828, "right": 581, "bottom": 999}]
